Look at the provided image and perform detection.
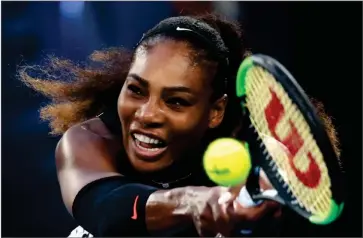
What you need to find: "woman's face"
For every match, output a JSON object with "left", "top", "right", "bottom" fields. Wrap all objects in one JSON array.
[{"left": 118, "top": 39, "right": 227, "bottom": 172}]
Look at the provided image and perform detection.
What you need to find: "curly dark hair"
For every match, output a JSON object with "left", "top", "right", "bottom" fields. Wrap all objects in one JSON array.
[{"left": 18, "top": 13, "right": 341, "bottom": 158}]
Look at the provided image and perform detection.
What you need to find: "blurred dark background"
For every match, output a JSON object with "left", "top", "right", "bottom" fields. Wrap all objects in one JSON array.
[{"left": 2, "top": 1, "right": 361, "bottom": 237}]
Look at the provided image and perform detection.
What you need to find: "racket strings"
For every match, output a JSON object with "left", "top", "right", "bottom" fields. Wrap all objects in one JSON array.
[{"left": 245, "top": 66, "right": 332, "bottom": 216}]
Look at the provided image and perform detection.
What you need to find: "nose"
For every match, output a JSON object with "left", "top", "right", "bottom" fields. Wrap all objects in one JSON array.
[{"left": 135, "top": 98, "right": 164, "bottom": 128}]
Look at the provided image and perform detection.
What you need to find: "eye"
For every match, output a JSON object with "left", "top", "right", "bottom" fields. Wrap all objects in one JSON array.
[
  {"left": 127, "top": 84, "right": 144, "bottom": 97},
  {"left": 166, "top": 98, "right": 191, "bottom": 108}
]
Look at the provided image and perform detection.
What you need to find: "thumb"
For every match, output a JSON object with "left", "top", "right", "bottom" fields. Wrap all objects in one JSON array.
[
  {"left": 217, "top": 190, "right": 236, "bottom": 205},
  {"left": 217, "top": 183, "right": 246, "bottom": 205}
]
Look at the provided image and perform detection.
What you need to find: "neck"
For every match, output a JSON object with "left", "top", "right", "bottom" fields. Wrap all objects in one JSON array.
[
  {"left": 144, "top": 157, "right": 199, "bottom": 183},
  {"left": 117, "top": 146, "right": 205, "bottom": 183}
]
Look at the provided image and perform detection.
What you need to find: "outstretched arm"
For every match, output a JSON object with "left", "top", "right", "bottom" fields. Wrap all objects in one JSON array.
[
  {"left": 57, "top": 118, "right": 281, "bottom": 237},
  {"left": 56, "top": 118, "right": 194, "bottom": 236}
]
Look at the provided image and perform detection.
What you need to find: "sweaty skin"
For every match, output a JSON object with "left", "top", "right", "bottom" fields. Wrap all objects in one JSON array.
[
  {"left": 117, "top": 41, "right": 217, "bottom": 173},
  {"left": 56, "top": 119, "right": 280, "bottom": 237},
  {"left": 56, "top": 40, "right": 281, "bottom": 237}
]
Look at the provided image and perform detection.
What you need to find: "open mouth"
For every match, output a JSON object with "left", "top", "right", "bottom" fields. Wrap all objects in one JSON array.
[{"left": 131, "top": 133, "right": 168, "bottom": 160}]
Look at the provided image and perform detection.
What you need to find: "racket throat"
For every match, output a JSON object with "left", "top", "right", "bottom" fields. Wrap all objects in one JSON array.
[
  {"left": 245, "top": 166, "right": 262, "bottom": 201},
  {"left": 245, "top": 166, "right": 285, "bottom": 205}
]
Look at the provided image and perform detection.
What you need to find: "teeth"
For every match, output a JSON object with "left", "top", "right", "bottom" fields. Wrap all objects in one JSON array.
[
  {"left": 135, "top": 140, "right": 161, "bottom": 151},
  {"left": 134, "top": 133, "right": 161, "bottom": 145},
  {"left": 144, "top": 136, "right": 150, "bottom": 144}
]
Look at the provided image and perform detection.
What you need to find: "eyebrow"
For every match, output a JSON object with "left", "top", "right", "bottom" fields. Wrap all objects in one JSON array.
[
  {"left": 128, "top": 73, "right": 148, "bottom": 87},
  {"left": 128, "top": 73, "right": 195, "bottom": 95}
]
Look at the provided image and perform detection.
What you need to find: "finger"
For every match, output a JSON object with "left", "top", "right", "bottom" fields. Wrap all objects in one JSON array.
[
  {"left": 218, "top": 191, "right": 234, "bottom": 204},
  {"left": 198, "top": 201, "right": 221, "bottom": 237},
  {"left": 200, "top": 226, "right": 217, "bottom": 237},
  {"left": 199, "top": 215, "right": 219, "bottom": 237},
  {"left": 232, "top": 199, "right": 281, "bottom": 222},
  {"left": 259, "top": 170, "right": 273, "bottom": 190},
  {"left": 212, "top": 200, "right": 233, "bottom": 236},
  {"left": 204, "top": 189, "right": 233, "bottom": 237},
  {"left": 192, "top": 214, "right": 204, "bottom": 237},
  {"left": 273, "top": 205, "right": 283, "bottom": 219}
]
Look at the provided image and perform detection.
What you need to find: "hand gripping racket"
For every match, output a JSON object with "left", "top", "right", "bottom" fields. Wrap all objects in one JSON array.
[{"left": 233, "top": 54, "right": 345, "bottom": 227}]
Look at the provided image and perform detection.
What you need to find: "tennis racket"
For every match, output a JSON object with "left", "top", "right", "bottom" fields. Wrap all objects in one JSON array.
[{"left": 233, "top": 54, "right": 344, "bottom": 226}]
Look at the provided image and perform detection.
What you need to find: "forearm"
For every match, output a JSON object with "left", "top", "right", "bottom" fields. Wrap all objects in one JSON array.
[{"left": 72, "top": 176, "right": 194, "bottom": 237}]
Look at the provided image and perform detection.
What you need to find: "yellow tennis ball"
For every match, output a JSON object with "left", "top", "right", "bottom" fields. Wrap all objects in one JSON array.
[{"left": 203, "top": 138, "right": 252, "bottom": 187}]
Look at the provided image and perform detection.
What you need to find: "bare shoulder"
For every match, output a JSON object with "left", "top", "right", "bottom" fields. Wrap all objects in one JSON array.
[
  {"left": 56, "top": 118, "right": 122, "bottom": 212},
  {"left": 62, "top": 117, "right": 117, "bottom": 143},
  {"left": 56, "top": 118, "right": 121, "bottom": 165},
  {"left": 80, "top": 117, "right": 118, "bottom": 140}
]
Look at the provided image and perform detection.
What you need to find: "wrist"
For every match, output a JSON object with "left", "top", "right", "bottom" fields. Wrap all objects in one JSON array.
[
  {"left": 170, "top": 187, "right": 194, "bottom": 221},
  {"left": 145, "top": 187, "right": 193, "bottom": 234}
]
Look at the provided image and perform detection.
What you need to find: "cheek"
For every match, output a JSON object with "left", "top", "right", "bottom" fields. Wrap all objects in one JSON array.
[
  {"left": 117, "top": 89, "right": 134, "bottom": 127},
  {"left": 169, "top": 107, "right": 210, "bottom": 140}
]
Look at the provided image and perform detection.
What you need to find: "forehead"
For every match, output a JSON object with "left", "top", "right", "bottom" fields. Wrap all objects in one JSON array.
[{"left": 129, "top": 41, "right": 211, "bottom": 91}]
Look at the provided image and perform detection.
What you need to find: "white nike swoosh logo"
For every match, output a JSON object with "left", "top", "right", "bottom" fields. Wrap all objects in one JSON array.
[{"left": 176, "top": 27, "right": 193, "bottom": 32}]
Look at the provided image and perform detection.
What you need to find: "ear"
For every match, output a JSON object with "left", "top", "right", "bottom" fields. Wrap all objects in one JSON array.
[{"left": 209, "top": 94, "right": 228, "bottom": 129}]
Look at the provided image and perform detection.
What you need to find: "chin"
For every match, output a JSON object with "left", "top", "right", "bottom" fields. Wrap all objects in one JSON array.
[{"left": 129, "top": 155, "right": 173, "bottom": 173}]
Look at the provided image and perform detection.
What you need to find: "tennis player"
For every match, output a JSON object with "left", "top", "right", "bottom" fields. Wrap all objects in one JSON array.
[{"left": 21, "top": 14, "right": 341, "bottom": 237}]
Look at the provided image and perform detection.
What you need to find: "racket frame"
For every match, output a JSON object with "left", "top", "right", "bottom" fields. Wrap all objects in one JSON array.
[{"left": 237, "top": 54, "right": 344, "bottom": 224}]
